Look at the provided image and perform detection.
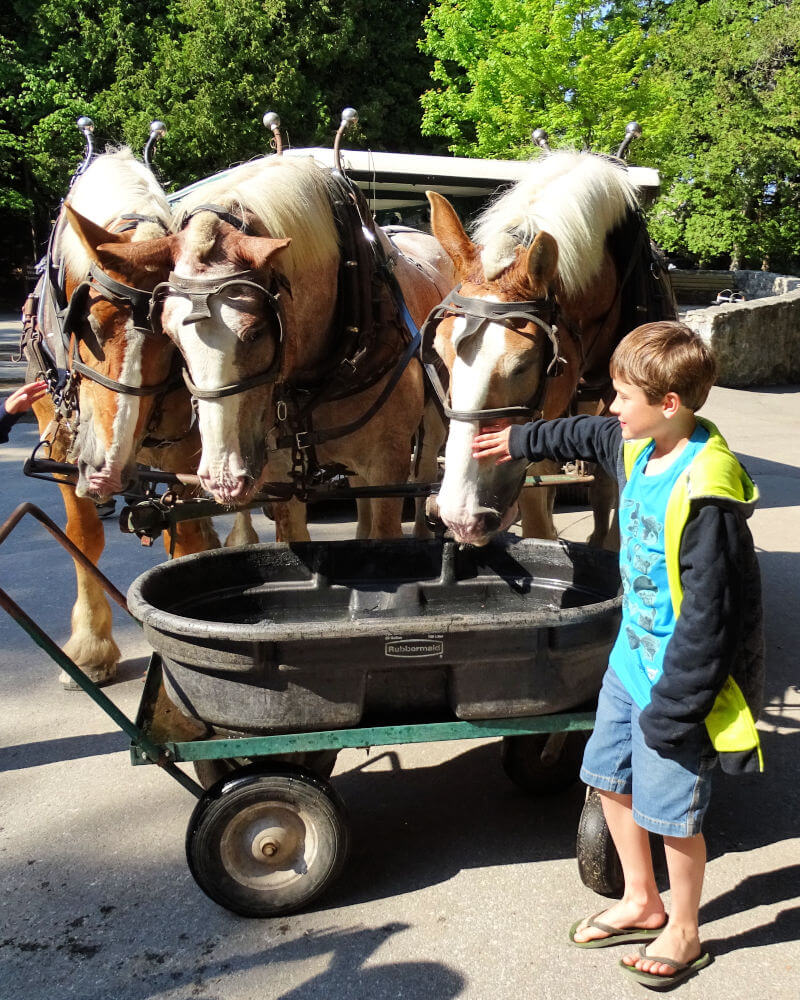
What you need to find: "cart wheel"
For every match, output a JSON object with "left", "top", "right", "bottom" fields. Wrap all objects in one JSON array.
[
  {"left": 186, "top": 767, "right": 349, "bottom": 917},
  {"left": 576, "top": 787, "right": 623, "bottom": 896},
  {"left": 193, "top": 750, "right": 338, "bottom": 790},
  {"left": 500, "top": 730, "right": 586, "bottom": 795}
]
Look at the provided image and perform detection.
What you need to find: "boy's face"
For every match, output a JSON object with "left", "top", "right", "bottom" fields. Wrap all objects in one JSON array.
[{"left": 609, "top": 378, "right": 668, "bottom": 440}]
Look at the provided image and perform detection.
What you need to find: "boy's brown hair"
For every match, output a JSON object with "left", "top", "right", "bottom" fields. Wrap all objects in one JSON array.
[{"left": 610, "top": 321, "right": 717, "bottom": 411}]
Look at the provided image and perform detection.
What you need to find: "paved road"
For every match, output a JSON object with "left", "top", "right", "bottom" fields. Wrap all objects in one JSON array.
[
  {"left": 1, "top": 385, "right": 798, "bottom": 1000},
  {"left": 1, "top": 311, "right": 26, "bottom": 395}
]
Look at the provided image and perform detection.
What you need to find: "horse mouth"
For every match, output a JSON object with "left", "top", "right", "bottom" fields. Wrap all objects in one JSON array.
[
  {"left": 76, "top": 460, "right": 129, "bottom": 502},
  {"left": 444, "top": 503, "right": 519, "bottom": 546},
  {"left": 202, "top": 474, "right": 255, "bottom": 506}
]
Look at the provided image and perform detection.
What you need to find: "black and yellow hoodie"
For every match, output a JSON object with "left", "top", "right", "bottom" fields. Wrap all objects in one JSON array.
[{"left": 508, "top": 413, "right": 765, "bottom": 775}]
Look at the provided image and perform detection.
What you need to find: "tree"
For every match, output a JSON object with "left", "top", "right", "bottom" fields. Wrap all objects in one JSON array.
[
  {"left": 648, "top": 0, "right": 800, "bottom": 271},
  {"left": 419, "top": 0, "right": 673, "bottom": 161},
  {"left": 0, "top": 0, "right": 436, "bottom": 302}
]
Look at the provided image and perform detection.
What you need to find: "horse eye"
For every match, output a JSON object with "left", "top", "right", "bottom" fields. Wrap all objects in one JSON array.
[{"left": 510, "top": 357, "right": 535, "bottom": 377}]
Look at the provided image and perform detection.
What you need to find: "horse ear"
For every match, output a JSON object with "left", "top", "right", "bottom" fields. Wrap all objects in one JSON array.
[
  {"left": 236, "top": 236, "right": 292, "bottom": 272},
  {"left": 525, "top": 232, "right": 559, "bottom": 288},
  {"left": 94, "top": 235, "right": 177, "bottom": 277},
  {"left": 426, "top": 191, "right": 479, "bottom": 278},
  {"left": 64, "top": 204, "right": 126, "bottom": 263}
]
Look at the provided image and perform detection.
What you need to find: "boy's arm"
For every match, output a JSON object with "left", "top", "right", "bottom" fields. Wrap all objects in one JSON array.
[
  {"left": 507, "top": 414, "right": 622, "bottom": 478},
  {"left": 639, "top": 503, "right": 746, "bottom": 754},
  {"left": 0, "top": 401, "right": 20, "bottom": 445}
]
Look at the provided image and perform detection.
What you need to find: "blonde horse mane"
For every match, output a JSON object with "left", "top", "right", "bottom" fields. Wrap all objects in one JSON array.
[
  {"left": 172, "top": 156, "right": 341, "bottom": 281},
  {"left": 60, "top": 146, "right": 171, "bottom": 281},
  {"left": 472, "top": 151, "right": 639, "bottom": 296}
]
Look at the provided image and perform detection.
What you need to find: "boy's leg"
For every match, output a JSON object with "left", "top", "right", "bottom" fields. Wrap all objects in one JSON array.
[
  {"left": 621, "top": 832, "right": 706, "bottom": 974},
  {"left": 572, "top": 789, "right": 666, "bottom": 944}
]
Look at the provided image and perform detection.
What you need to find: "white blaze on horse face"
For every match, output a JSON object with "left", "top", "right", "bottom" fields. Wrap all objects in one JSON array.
[
  {"left": 161, "top": 262, "right": 255, "bottom": 502},
  {"left": 437, "top": 315, "right": 522, "bottom": 544},
  {"left": 84, "top": 316, "right": 144, "bottom": 496}
]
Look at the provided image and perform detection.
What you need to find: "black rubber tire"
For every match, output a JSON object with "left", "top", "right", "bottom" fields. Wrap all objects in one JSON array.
[
  {"left": 576, "top": 787, "right": 623, "bottom": 896},
  {"left": 193, "top": 750, "right": 338, "bottom": 791},
  {"left": 186, "top": 766, "right": 349, "bottom": 917},
  {"left": 500, "top": 730, "right": 587, "bottom": 795}
]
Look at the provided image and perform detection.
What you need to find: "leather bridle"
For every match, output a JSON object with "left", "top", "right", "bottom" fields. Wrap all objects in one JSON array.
[
  {"left": 64, "top": 214, "right": 179, "bottom": 399},
  {"left": 419, "top": 285, "right": 569, "bottom": 423}
]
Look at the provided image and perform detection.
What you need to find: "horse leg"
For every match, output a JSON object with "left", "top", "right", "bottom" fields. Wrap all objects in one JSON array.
[
  {"left": 519, "top": 461, "right": 559, "bottom": 539},
  {"left": 272, "top": 499, "right": 310, "bottom": 542},
  {"left": 59, "top": 484, "right": 121, "bottom": 688},
  {"left": 224, "top": 510, "right": 259, "bottom": 548},
  {"left": 587, "top": 466, "right": 620, "bottom": 550},
  {"left": 161, "top": 516, "right": 221, "bottom": 558},
  {"left": 355, "top": 496, "right": 372, "bottom": 539}
]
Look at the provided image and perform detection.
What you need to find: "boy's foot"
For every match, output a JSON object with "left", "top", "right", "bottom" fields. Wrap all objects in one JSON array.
[
  {"left": 620, "top": 944, "right": 711, "bottom": 989},
  {"left": 621, "top": 926, "right": 706, "bottom": 980},
  {"left": 570, "top": 902, "right": 667, "bottom": 947}
]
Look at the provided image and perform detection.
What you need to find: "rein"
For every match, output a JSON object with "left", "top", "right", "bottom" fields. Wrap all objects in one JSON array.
[{"left": 419, "top": 286, "right": 566, "bottom": 423}]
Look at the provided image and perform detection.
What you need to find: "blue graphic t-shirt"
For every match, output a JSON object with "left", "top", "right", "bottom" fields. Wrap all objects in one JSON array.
[{"left": 609, "top": 424, "right": 710, "bottom": 708}]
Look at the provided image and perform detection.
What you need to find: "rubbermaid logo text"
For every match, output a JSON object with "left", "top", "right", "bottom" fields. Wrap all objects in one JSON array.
[{"left": 384, "top": 634, "right": 444, "bottom": 658}]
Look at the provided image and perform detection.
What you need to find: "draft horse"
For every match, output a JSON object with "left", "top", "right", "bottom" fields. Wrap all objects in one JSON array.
[
  {"left": 422, "top": 150, "right": 675, "bottom": 547},
  {"left": 100, "top": 154, "right": 454, "bottom": 539},
  {"left": 25, "top": 148, "right": 255, "bottom": 700}
]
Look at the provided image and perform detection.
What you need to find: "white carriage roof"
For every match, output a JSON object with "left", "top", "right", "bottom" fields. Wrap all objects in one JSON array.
[{"left": 170, "top": 147, "right": 660, "bottom": 212}]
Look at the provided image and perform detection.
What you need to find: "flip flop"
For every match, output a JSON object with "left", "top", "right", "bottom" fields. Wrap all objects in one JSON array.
[
  {"left": 619, "top": 944, "right": 712, "bottom": 989},
  {"left": 568, "top": 910, "right": 668, "bottom": 949}
]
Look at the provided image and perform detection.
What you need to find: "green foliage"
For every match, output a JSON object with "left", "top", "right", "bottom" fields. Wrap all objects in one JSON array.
[
  {"left": 4, "top": 0, "right": 800, "bottom": 300},
  {"left": 0, "top": 0, "right": 435, "bottom": 300},
  {"left": 420, "top": 1, "right": 672, "bottom": 161},
  {"left": 648, "top": 0, "right": 800, "bottom": 270}
]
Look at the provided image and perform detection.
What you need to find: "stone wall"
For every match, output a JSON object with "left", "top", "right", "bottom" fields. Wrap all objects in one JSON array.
[{"left": 684, "top": 290, "right": 800, "bottom": 387}]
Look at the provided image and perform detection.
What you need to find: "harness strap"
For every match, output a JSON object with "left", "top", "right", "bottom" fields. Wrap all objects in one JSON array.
[
  {"left": 182, "top": 203, "right": 257, "bottom": 235},
  {"left": 418, "top": 285, "right": 565, "bottom": 422},
  {"left": 71, "top": 358, "right": 178, "bottom": 397},
  {"left": 182, "top": 361, "right": 281, "bottom": 400},
  {"left": 274, "top": 327, "right": 421, "bottom": 449}
]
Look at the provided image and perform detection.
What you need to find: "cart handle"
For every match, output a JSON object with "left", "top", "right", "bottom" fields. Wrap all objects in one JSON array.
[{"left": 0, "top": 503, "right": 203, "bottom": 794}]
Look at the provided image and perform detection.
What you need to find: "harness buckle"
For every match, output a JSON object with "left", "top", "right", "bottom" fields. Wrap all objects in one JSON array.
[{"left": 296, "top": 430, "right": 311, "bottom": 451}]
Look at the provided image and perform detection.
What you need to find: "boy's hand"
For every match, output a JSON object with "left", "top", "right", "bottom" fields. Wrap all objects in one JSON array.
[
  {"left": 5, "top": 380, "right": 48, "bottom": 415},
  {"left": 472, "top": 423, "right": 514, "bottom": 464}
]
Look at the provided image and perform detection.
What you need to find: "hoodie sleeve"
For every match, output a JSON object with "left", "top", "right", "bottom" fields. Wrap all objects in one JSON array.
[
  {"left": 507, "top": 414, "right": 622, "bottom": 480},
  {"left": 0, "top": 402, "right": 21, "bottom": 444},
  {"left": 639, "top": 502, "right": 746, "bottom": 755}
]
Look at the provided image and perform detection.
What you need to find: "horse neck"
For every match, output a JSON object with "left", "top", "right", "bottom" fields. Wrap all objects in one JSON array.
[
  {"left": 280, "top": 256, "right": 340, "bottom": 376},
  {"left": 558, "top": 251, "right": 621, "bottom": 384}
]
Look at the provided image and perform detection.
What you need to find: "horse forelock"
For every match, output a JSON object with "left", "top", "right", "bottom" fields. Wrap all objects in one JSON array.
[
  {"left": 59, "top": 146, "right": 171, "bottom": 281},
  {"left": 481, "top": 233, "right": 518, "bottom": 281},
  {"left": 472, "top": 151, "right": 638, "bottom": 296},
  {"left": 174, "top": 156, "right": 340, "bottom": 281}
]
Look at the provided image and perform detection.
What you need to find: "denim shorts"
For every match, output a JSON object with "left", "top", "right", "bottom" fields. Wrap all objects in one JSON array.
[{"left": 580, "top": 667, "right": 717, "bottom": 837}]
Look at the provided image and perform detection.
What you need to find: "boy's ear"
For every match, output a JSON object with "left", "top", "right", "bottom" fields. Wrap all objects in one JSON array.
[{"left": 662, "top": 391, "right": 682, "bottom": 417}]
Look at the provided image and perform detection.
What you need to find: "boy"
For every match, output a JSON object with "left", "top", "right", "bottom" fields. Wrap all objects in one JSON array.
[{"left": 472, "top": 321, "right": 764, "bottom": 988}]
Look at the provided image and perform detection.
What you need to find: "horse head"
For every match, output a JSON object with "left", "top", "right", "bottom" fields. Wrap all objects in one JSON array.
[
  {"left": 422, "top": 152, "right": 640, "bottom": 546},
  {"left": 57, "top": 150, "right": 174, "bottom": 501},
  {"left": 424, "top": 191, "right": 581, "bottom": 545},
  {"left": 125, "top": 157, "right": 339, "bottom": 505}
]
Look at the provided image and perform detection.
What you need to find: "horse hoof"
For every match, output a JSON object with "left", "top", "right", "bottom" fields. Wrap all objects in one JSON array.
[{"left": 59, "top": 664, "right": 116, "bottom": 690}]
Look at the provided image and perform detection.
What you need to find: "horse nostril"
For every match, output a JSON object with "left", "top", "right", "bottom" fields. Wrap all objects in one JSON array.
[{"left": 476, "top": 511, "right": 501, "bottom": 534}]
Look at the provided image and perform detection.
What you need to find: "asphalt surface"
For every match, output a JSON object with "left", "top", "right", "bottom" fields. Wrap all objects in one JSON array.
[{"left": 0, "top": 315, "right": 798, "bottom": 999}]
